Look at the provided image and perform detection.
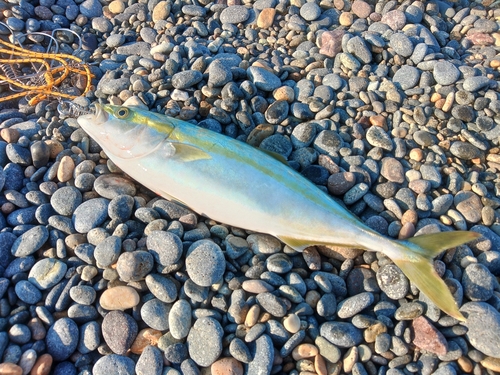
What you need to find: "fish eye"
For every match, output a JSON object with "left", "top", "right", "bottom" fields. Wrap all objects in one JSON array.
[{"left": 115, "top": 108, "right": 129, "bottom": 119}]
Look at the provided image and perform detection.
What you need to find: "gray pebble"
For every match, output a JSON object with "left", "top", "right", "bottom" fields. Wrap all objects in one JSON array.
[
  {"left": 94, "top": 175, "right": 136, "bottom": 199},
  {"left": 136, "top": 345, "right": 163, "bottom": 375},
  {"left": 320, "top": 321, "right": 363, "bottom": 348},
  {"left": 462, "top": 302, "right": 500, "bottom": 358},
  {"left": 337, "top": 292, "right": 375, "bottom": 319},
  {"left": 462, "top": 263, "right": 495, "bottom": 301},
  {"left": 102, "top": 311, "right": 138, "bottom": 355},
  {"left": 145, "top": 274, "right": 178, "bottom": 303},
  {"left": 256, "top": 292, "right": 288, "bottom": 317},
  {"left": 72, "top": 198, "right": 109, "bottom": 233},
  {"left": 169, "top": 299, "right": 191, "bottom": 339},
  {"left": 94, "top": 235, "right": 121, "bottom": 268},
  {"left": 78, "top": 321, "right": 101, "bottom": 354},
  {"left": 463, "top": 76, "right": 491, "bottom": 92},
  {"left": 186, "top": 317, "right": 223, "bottom": 367},
  {"left": 433, "top": 61, "right": 460, "bottom": 85},
  {"left": 247, "top": 66, "right": 281, "bottom": 91},
  {"left": 28, "top": 258, "right": 67, "bottom": 290},
  {"left": 186, "top": 240, "right": 225, "bottom": 287},
  {"left": 11, "top": 225, "right": 48, "bottom": 257},
  {"left": 376, "top": 264, "right": 409, "bottom": 300},
  {"left": 116, "top": 250, "right": 154, "bottom": 282},
  {"left": 220, "top": 5, "right": 250, "bottom": 24},
  {"left": 15, "top": 280, "right": 42, "bottom": 304},
  {"left": 146, "top": 230, "right": 183, "bottom": 266},
  {"left": 93, "top": 354, "right": 135, "bottom": 375}
]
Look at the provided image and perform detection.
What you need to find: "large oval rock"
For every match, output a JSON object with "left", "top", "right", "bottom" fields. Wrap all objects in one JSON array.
[
  {"left": 46, "top": 318, "right": 79, "bottom": 361},
  {"left": 187, "top": 317, "right": 223, "bottom": 367},
  {"left": 461, "top": 302, "right": 500, "bottom": 358}
]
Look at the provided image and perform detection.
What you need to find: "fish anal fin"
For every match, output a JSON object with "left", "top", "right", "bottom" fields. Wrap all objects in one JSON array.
[
  {"left": 260, "top": 149, "right": 288, "bottom": 165},
  {"left": 408, "top": 231, "right": 482, "bottom": 258},
  {"left": 172, "top": 143, "right": 211, "bottom": 162},
  {"left": 393, "top": 255, "right": 466, "bottom": 321}
]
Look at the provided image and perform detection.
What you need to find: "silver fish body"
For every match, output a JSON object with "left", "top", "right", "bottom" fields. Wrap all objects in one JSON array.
[{"left": 78, "top": 104, "right": 480, "bottom": 320}]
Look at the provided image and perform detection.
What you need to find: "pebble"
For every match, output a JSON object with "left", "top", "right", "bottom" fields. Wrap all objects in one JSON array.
[
  {"left": 246, "top": 335, "right": 274, "bottom": 374},
  {"left": 337, "top": 292, "right": 374, "bottom": 319},
  {"left": 51, "top": 186, "right": 82, "bottom": 216},
  {"left": 220, "top": 5, "right": 250, "bottom": 24},
  {"left": 187, "top": 317, "right": 223, "bottom": 367},
  {"left": 146, "top": 230, "right": 183, "bottom": 266},
  {"left": 211, "top": 357, "right": 243, "bottom": 375},
  {"left": 116, "top": 250, "right": 154, "bottom": 282},
  {"left": 141, "top": 299, "right": 172, "bottom": 331},
  {"left": 433, "top": 61, "right": 460, "bottom": 85},
  {"left": 376, "top": 264, "right": 409, "bottom": 300},
  {"left": 320, "top": 322, "right": 363, "bottom": 348},
  {"left": 94, "top": 175, "right": 136, "bottom": 199},
  {"left": 46, "top": 318, "right": 79, "bottom": 361},
  {"left": 99, "top": 286, "right": 140, "bottom": 310},
  {"left": 72, "top": 198, "right": 109, "bottom": 233},
  {"left": 461, "top": 263, "right": 495, "bottom": 301},
  {"left": 93, "top": 354, "right": 135, "bottom": 375},
  {"left": 102, "top": 311, "right": 138, "bottom": 355},
  {"left": 28, "top": 258, "right": 67, "bottom": 290},
  {"left": 0, "top": 363, "right": 22, "bottom": 375},
  {"left": 186, "top": 240, "right": 225, "bottom": 286},
  {"left": 10, "top": 225, "right": 48, "bottom": 257},
  {"left": 169, "top": 299, "right": 191, "bottom": 339},
  {"left": 247, "top": 66, "right": 281, "bottom": 91},
  {"left": 15, "top": 280, "right": 42, "bottom": 304}
]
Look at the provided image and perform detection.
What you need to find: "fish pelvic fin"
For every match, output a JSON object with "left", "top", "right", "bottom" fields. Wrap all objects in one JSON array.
[{"left": 393, "top": 231, "right": 481, "bottom": 322}]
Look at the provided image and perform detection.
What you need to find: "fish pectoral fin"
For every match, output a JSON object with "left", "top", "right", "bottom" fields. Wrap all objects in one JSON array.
[
  {"left": 277, "top": 236, "right": 313, "bottom": 252},
  {"left": 171, "top": 143, "right": 212, "bottom": 162},
  {"left": 407, "top": 231, "right": 482, "bottom": 257},
  {"left": 392, "top": 255, "right": 466, "bottom": 322},
  {"left": 260, "top": 149, "right": 288, "bottom": 165}
]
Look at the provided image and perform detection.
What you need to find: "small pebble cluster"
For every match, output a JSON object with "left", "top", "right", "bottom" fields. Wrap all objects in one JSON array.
[{"left": 0, "top": 0, "right": 499, "bottom": 374}]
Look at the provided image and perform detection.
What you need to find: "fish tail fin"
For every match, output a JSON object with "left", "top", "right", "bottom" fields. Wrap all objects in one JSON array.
[{"left": 392, "top": 231, "right": 481, "bottom": 322}]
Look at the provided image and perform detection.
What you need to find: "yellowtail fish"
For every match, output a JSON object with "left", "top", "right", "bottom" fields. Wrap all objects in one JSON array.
[{"left": 78, "top": 104, "right": 480, "bottom": 321}]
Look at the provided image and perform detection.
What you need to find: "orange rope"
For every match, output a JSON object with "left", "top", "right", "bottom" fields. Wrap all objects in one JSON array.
[{"left": 0, "top": 38, "right": 94, "bottom": 105}]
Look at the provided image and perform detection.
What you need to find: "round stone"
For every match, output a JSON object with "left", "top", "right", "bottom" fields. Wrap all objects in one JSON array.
[
  {"left": 116, "top": 250, "right": 154, "bottom": 282},
  {"left": 169, "top": 299, "right": 192, "bottom": 339},
  {"left": 94, "top": 174, "right": 136, "bottom": 199},
  {"left": 46, "top": 318, "right": 79, "bottom": 361},
  {"left": 186, "top": 317, "right": 224, "bottom": 367},
  {"left": 320, "top": 322, "right": 363, "bottom": 348},
  {"left": 146, "top": 230, "right": 183, "bottom": 266},
  {"left": 376, "top": 264, "right": 409, "bottom": 300},
  {"left": 141, "top": 298, "right": 172, "bottom": 331},
  {"left": 28, "top": 258, "right": 67, "bottom": 290},
  {"left": 433, "top": 61, "right": 460, "bottom": 85},
  {"left": 51, "top": 186, "right": 82, "bottom": 216},
  {"left": 11, "top": 225, "right": 49, "bottom": 257},
  {"left": 72, "top": 198, "right": 109, "bottom": 233},
  {"left": 93, "top": 354, "right": 135, "bottom": 375},
  {"left": 186, "top": 240, "right": 225, "bottom": 286}
]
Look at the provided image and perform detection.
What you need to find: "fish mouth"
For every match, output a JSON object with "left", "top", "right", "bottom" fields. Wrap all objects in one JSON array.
[{"left": 90, "top": 103, "right": 109, "bottom": 125}]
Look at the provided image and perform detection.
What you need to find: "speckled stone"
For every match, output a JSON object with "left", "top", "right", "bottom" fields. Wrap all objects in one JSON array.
[{"left": 186, "top": 317, "right": 224, "bottom": 367}]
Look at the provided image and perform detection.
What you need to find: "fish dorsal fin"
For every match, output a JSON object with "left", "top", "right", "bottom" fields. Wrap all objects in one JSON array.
[
  {"left": 172, "top": 143, "right": 212, "bottom": 162},
  {"left": 407, "top": 231, "right": 481, "bottom": 257},
  {"left": 260, "top": 149, "right": 288, "bottom": 165}
]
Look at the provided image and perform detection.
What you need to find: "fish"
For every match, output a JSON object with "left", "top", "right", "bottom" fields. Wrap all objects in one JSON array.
[{"left": 77, "top": 104, "right": 481, "bottom": 321}]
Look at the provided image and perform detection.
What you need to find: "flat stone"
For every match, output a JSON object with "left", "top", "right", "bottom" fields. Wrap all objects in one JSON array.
[{"left": 187, "top": 317, "right": 224, "bottom": 367}]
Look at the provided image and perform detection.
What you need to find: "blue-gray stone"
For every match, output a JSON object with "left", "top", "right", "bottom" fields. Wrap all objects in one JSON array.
[
  {"left": 28, "top": 258, "right": 67, "bottom": 290},
  {"left": 78, "top": 321, "right": 101, "bottom": 354},
  {"left": 7, "top": 206, "right": 37, "bottom": 226},
  {"left": 461, "top": 302, "right": 500, "bottom": 358},
  {"left": 51, "top": 186, "right": 82, "bottom": 216},
  {"left": 0, "top": 232, "right": 16, "bottom": 268},
  {"left": 4, "top": 256, "right": 35, "bottom": 278},
  {"left": 46, "top": 318, "right": 79, "bottom": 361},
  {"left": 246, "top": 334, "right": 274, "bottom": 374},
  {"left": 433, "top": 61, "right": 460, "bottom": 85},
  {"left": 136, "top": 345, "right": 163, "bottom": 375},
  {"left": 247, "top": 66, "right": 281, "bottom": 91},
  {"left": 141, "top": 298, "right": 172, "bottom": 331},
  {"left": 72, "top": 198, "right": 109, "bottom": 233},
  {"left": 93, "top": 354, "right": 135, "bottom": 375},
  {"left": 3, "top": 163, "right": 23, "bottom": 190},
  {"left": 320, "top": 321, "right": 363, "bottom": 348},
  {"left": 15, "top": 280, "right": 42, "bottom": 304},
  {"left": 186, "top": 240, "right": 225, "bottom": 287},
  {"left": 187, "top": 316, "right": 223, "bottom": 367},
  {"left": 11, "top": 225, "right": 48, "bottom": 257},
  {"left": 146, "top": 230, "right": 183, "bottom": 266}
]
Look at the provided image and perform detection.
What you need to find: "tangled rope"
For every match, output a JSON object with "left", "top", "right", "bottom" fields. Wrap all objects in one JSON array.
[{"left": 0, "top": 25, "right": 94, "bottom": 106}]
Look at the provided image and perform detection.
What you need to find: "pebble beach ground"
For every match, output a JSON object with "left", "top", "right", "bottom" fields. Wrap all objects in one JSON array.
[{"left": 0, "top": 0, "right": 499, "bottom": 374}]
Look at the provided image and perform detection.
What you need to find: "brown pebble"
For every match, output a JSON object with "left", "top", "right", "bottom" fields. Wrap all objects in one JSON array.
[
  {"left": 401, "top": 210, "right": 418, "bottom": 226},
  {"left": 45, "top": 140, "right": 64, "bottom": 158},
  {"left": 457, "top": 356, "right": 473, "bottom": 373},
  {"left": 27, "top": 317, "right": 46, "bottom": 340},
  {"left": 241, "top": 279, "right": 274, "bottom": 294},
  {"left": 364, "top": 322, "right": 387, "bottom": 343},
  {"left": 257, "top": 8, "right": 275, "bottom": 28},
  {"left": 314, "top": 354, "right": 328, "bottom": 375},
  {"left": 369, "top": 115, "right": 387, "bottom": 130},
  {"left": 100, "top": 286, "right": 140, "bottom": 310},
  {"left": 351, "top": 0, "right": 372, "bottom": 18},
  {"left": 339, "top": 12, "right": 353, "bottom": 26},
  {"left": 0, "top": 128, "right": 20, "bottom": 143},
  {"left": 305, "top": 290, "right": 321, "bottom": 308},
  {"left": 30, "top": 353, "right": 52, "bottom": 375},
  {"left": 316, "top": 245, "right": 363, "bottom": 261},
  {"left": 108, "top": 0, "right": 125, "bottom": 13},
  {"left": 292, "top": 343, "right": 319, "bottom": 360},
  {"left": 481, "top": 357, "right": 500, "bottom": 372},
  {"left": 409, "top": 148, "right": 424, "bottom": 162},
  {"left": 343, "top": 346, "right": 358, "bottom": 373},
  {"left": 273, "top": 86, "right": 294, "bottom": 102},
  {"left": 398, "top": 222, "right": 415, "bottom": 239},
  {"left": 327, "top": 172, "right": 356, "bottom": 196},
  {"left": 246, "top": 124, "right": 274, "bottom": 147},
  {"left": 0, "top": 363, "right": 22, "bottom": 375},
  {"left": 211, "top": 357, "right": 244, "bottom": 375},
  {"left": 57, "top": 155, "right": 75, "bottom": 182},
  {"left": 245, "top": 304, "right": 260, "bottom": 328},
  {"left": 129, "top": 328, "right": 163, "bottom": 354}
]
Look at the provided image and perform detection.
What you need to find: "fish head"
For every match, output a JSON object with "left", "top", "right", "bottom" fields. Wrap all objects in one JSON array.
[{"left": 77, "top": 104, "right": 173, "bottom": 159}]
